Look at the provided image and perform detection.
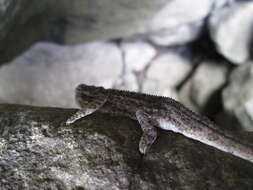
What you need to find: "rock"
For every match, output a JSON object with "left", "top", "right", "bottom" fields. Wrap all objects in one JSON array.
[
  {"left": 147, "top": 0, "right": 215, "bottom": 46},
  {"left": 0, "top": 42, "right": 122, "bottom": 108},
  {"left": 0, "top": 0, "right": 234, "bottom": 66},
  {"left": 142, "top": 49, "right": 192, "bottom": 98},
  {"left": 115, "top": 40, "right": 156, "bottom": 92},
  {"left": 142, "top": 78, "right": 179, "bottom": 100},
  {"left": 115, "top": 72, "right": 139, "bottom": 92},
  {"left": 121, "top": 40, "right": 156, "bottom": 73},
  {"left": 223, "top": 63, "right": 253, "bottom": 131},
  {"left": 209, "top": 1, "right": 253, "bottom": 64},
  {"left": 1, "top": 0, "right": 169, "bottom": 64},
  {"left": 0, "top": 0, "right": 48, "bottom": 64},
  {"left": 180, "top": 61, "right": 229, "bottom": 112},
  {"left": 50, "top": 0, "right": 170, "bottom": 44},
  {"left": 0, "top": 0, "right": 45, "bottom": 40},
  {"left": 213, "top": 0, "right": 234, "bottom": 9},
  {"left": 1, "top": 104, "right": 253, "bottom": 189}
]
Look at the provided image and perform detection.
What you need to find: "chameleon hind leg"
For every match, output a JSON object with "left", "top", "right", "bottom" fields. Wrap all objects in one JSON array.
[{"left": 136, "top": 110, "right": 158, "bottom": 154}]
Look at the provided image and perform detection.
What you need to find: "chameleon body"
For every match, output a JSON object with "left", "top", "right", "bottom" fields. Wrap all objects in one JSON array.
[{"left": 66, "top": 84, "right": 253, "bottom": 163}]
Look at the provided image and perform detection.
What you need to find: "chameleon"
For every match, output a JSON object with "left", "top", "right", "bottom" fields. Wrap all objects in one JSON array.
[{"left": 66, "top": 84, "right": 253, "bottom": 163}]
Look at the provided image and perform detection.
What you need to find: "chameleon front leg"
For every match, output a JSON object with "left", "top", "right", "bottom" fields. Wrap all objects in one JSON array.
[
  {"left": 66, "top": 91, "right": 108, "bottom": 125},
  {"left": 136, "top": 110, "right": 158, "bottom": 154},
  {"left": 66, "top": 108, "right": 98, "bottom": 125}
]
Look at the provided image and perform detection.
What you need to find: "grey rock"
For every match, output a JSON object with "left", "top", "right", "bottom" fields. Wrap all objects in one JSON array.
[
  {"left": 209, "top": 1, "right": 253, "bottom": 64},
  {"left": 49, "top": 0, "right": 169, "bottom": 44},
  {"left": 0, "top": 0, "right": 168, "bottom": 64},
  {"left": 180, "top": 62, "right": 228, "bottom": 112},
  {"left": 121, "top": 40, "right": 156, "bottom": 73},
  {"left": 1, "top": 104, "right": 253, "bottom": 189},
  {"left": 142, "top": 79, "right": 179, "bottom": 100},
  {"left": 147, "top": 0, "right": 214, "bottom": 46},
  {"left": 0, "top": 0, "right": 47, "bottom": 48},
  {"left": 115, "top": 72, "right": 139, "bottom": 92},
  {"left": 142, "top": 50, "right": 192, "bottom": 98},
  {"left": 0, "top": 0, "right": 44, "bottom": 40},
  {"left": 0, "top": 42, "right": 122, "bottom": 108},
  {"left": 0, "top": 1, "right": 50, "bottom": 65},
  {"left": 213, "top": 0, "right": 234, "bottom": 9},
  {"left": 115, "top": 40, "right": 157, "bottom": 92},
  {"left": 223, "top": 63, "right": 253, "bottom": 131}
]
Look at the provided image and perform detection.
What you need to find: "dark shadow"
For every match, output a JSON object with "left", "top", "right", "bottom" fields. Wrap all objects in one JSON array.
[
  {"left": 248, "top": 23, "right": 253, "bottom": 61},
  {"left": 189, "top": 20, "right": 227, "bottom": 62}
]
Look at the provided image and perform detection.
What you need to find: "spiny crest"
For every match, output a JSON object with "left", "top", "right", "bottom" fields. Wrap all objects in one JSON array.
[{"left": 107, "top": 87, "right": 174, "bottom": 100}]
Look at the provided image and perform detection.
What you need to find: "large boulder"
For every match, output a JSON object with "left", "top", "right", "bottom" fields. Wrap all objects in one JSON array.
[{"left": 1, "top": 104, "right": 253, "bottom": 189}]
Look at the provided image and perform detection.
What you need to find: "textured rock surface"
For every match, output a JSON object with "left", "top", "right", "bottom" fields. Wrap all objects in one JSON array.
[
  {"left": 1, "top": 104, "right": 253, "bottom": 190},
  {"left": 209, "top": 1, "right": 253, "bottom": 64},
  {"left": 0, "top": 42, "right": 122, "bottom": 108},
  {"left": 147, "top": 0, "right": 215, "bottom": 46},
  {"left": 223, "top": 63, "right": 253, "bottom": 131},
  {"left": 180, "top": 62, "right": 229, "bottom": 112}
]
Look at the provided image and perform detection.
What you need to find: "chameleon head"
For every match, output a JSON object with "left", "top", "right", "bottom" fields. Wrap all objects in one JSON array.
[
  {"left": 76, "top": 84, "right": 104, "bottom": 95},
  {"left": 75, "top": 84, "right": 105, "bottom": 107}
]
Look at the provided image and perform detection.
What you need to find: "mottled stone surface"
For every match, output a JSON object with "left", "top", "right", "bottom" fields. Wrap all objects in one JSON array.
[
  {"left": 223, "top": 63, "right": 253, "bottom": 131},
  {"left": 0, "top": 104, "right": 253, "bottom": 190},
  {"left": 209, "top": 1, "right": 253, "bottom": 64},
  {"left": 0, "top": 42, "right": 122, "bottom": 108}
]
